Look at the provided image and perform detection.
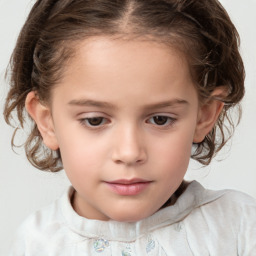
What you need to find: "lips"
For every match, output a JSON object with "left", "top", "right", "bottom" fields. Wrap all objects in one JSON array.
[{"left": 105, "top": 179, "right": 152, "bottom": 196}]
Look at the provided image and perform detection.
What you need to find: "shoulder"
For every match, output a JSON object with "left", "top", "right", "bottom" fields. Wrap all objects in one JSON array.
[
  {"left": 201, "top": 187, "right": 256, "bottom": 217},
  {"left": 20, "top": 186, "right": 71, "bottom": 230},
  {"left": 217, "top": 187, "right": 256, "bottom": 205},
  {"left": 9, "top": 187, "right": 74, "bottom": 255},
  {"left": 184, "top": 182, "right": 256, "bottom": 254},
  {"left": 187, "top": 182, "right": 256, "bottom": 224},
  {"left": 210, "top": 189, "right": 256, "bottom": 244},
  {"left": 185, "top": 181, "right": 256, "bottom": 213}
]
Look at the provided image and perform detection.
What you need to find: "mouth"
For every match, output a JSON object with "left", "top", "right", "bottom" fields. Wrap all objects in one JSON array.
[{"left": 104, "top": 179, "right": 152, "bottom": 196}]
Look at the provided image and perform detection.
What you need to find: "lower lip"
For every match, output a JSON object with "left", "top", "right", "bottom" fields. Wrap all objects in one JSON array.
[{"left": 105, "top": 182, "right": 151, "bottom": 196}]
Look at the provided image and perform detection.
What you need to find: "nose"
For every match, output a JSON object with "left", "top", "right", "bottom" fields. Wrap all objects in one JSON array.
[{"left": 111, "top": 125, "right": 147, "bottom": 166}]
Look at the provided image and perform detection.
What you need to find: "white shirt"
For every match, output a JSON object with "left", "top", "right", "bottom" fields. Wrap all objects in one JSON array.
[{"left": 9, "top": 181, "right": 256, "bottom": 255}]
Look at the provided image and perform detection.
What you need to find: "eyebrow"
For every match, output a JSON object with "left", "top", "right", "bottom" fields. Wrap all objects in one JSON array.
[
  {"left": 68, "top": 99, "right": 116, "bottom": 109},
  {"left": 68, "top": 98, "right": 189, "bottom": 109},
  {"left": 143, "top": 99, "right": 189, "bottom": 110}
]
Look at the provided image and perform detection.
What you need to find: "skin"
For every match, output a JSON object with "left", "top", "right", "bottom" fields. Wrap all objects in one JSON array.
[{"left": 26, "top": 37, "right": 224, "bottom": 222}]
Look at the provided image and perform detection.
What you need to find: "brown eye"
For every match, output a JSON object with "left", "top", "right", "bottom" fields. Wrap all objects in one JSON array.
[
  {"left": 79, "top": 115, "right": 110, "bottom": 129},
  {"left": 153, "top": 116, "right": 169, "bottom": 125},
  {"left": 147, "top": 115, "right": 176, "bottom": 127},
  {"left": 87, "top": 117, "right": 104, "bottom": 126}
]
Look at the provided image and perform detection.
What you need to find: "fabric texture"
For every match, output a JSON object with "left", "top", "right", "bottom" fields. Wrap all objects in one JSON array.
[{"left": 9, "top": 181, "right": 256, "bottom": 255}]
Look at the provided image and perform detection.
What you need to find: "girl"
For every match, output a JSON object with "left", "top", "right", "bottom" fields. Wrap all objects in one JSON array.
[{"left": 3, "top": 0, "right": 256, "bottom": 255}]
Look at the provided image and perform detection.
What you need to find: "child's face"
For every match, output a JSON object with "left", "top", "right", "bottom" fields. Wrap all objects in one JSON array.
[{"left": 40, "top": 37, "right": 204, "bottom": 222}]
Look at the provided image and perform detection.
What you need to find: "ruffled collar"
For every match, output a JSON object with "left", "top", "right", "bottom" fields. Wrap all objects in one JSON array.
[{"left": 60, "top": 181, "right": 226, "bottom": 242}]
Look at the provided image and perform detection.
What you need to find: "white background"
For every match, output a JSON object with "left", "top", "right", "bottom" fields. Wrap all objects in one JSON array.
[{"left": 0, "top": 0, "right": 256, "bottom": 254}]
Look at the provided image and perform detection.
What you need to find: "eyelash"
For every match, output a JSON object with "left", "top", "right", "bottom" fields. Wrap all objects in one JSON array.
[
  {"left": 79, "top": 117, "right": 108, "bottom": 128},
  {"left": 79, "top": 115, "right": 177, "bottom": 129},
  {"left": 146, "top": 115, "right": 176, "bottom": 127}
]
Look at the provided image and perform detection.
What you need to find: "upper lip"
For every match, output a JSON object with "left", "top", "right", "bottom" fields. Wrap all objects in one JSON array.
[{"left": 105, "top": 178, "right": 151, "bottom": 185}]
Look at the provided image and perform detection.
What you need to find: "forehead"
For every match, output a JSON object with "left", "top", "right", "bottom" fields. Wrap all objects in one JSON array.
[
  {"left": 61, "top": 36, "right": 191, "bottom": 82},
  {"left": 52, "top": 36, "right": 197, "bottom": 107}
]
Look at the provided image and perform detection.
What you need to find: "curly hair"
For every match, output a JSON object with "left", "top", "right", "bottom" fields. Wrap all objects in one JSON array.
[{"left": 3, "top": 0, "right": 245, "bottom": 172}]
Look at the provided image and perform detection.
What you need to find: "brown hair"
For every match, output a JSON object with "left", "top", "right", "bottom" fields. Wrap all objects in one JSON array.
[{"left": 3, "top": 0, "right": 245, "bottom": 172}]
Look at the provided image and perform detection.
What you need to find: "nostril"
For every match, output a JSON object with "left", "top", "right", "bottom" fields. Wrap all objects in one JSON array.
[
  {"left": 111, "top": 148, "right": 147, "bottom": 166},
  {"left": 111, "top": 129, "right": 147, "bottom": 165}
]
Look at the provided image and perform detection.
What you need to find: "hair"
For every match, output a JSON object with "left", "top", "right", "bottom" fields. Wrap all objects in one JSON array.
[{"left": 3, "top": 0, "right": 245, "bottom": 172}]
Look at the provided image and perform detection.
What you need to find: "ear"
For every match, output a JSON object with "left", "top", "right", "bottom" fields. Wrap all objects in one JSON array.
[
  {"left": 25, "top": 91, "right": 59, "bottom": 150},
  {"left": 193, "top": 88, "right": 225, "bottom": 143}
]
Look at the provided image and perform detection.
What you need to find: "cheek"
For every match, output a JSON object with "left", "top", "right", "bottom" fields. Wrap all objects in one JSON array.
[
  {"left": 150, "top": 130, "right": 194, "bottom": 173},
  {"left": 55, "top": 124, "right": 108, "bottom": 173},
  {"left": 59, "top": 138, "right": 103, "bottom": 188},
  {"left": 61, "top": 140, "right": 103, "bottom": 167}
]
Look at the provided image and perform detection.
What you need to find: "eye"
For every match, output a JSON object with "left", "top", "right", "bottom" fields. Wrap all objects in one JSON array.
[
  {"left": 147, "top": 115, "right": 176, "bottom": 126},
  {"left": 80, "top": 117, "right": 107, "bottom": 127}
]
